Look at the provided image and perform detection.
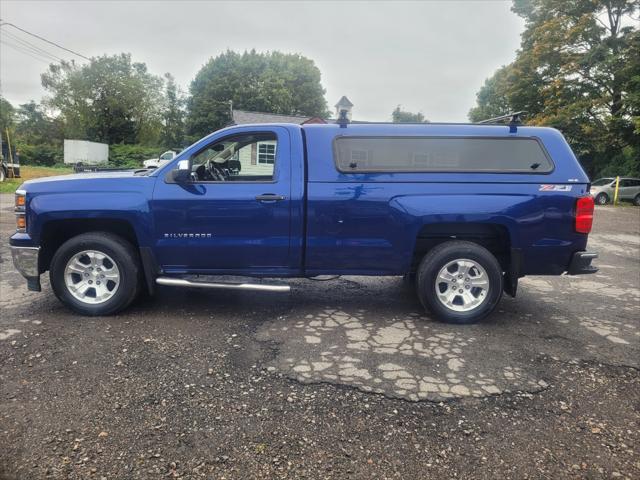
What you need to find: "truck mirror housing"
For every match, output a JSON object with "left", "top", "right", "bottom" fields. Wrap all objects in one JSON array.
[{"left": 168, "top": 159, "right": 190, "bottom": 183}]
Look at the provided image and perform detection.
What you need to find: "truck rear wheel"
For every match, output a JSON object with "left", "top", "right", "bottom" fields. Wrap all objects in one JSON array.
[
  {"left": 416, "top": 240, "right": 503, "bottom": 324},
  {"left": 49, "top": 232, "right": 141, "bottom": 316}
]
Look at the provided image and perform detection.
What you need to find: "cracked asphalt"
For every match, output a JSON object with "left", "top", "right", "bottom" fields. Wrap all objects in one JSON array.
[{"left": 0, "top": 192, "right": 639, "bottom": 479}]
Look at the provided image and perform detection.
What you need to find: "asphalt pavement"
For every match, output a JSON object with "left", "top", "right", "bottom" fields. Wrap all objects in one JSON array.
[{"left": 0, "top": 192, "right": 638, "bottom": 479}]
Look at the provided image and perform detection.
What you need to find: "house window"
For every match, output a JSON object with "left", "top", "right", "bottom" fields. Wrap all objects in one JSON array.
[{"left": 258, "top": 142, "right": 276, "bottom": 164}]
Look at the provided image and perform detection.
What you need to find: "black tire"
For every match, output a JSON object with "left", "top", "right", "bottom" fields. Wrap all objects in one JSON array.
[
  {"left": 416, "top": 240, "right": 503, "bottom": 324},
  {"left": 49, "top": 232, "right": 141, "bottom": 316},
  {"left": 595, "top": 193, "right": 609, "bottom": 205},
  {"left": 633, "top": 194, "right": 640, "bottom": 207}
]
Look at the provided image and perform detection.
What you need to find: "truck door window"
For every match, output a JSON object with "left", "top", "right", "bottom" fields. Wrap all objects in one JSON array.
[{"left": 190, "top": 133, "right": 277, "bottom": 182}]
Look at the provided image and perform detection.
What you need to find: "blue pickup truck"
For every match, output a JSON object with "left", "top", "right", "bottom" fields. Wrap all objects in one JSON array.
[{"left": 10, "top": 121, "right": 597, "bottom": 323}]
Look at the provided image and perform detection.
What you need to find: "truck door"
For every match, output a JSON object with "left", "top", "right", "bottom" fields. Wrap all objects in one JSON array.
[{"left": 151, "top": 127, "right": 292, "bottom": 274}]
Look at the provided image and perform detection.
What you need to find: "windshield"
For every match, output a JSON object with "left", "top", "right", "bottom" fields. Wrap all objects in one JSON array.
[{"left": 592, "top": 178, "right": 614, "bottom": 186}]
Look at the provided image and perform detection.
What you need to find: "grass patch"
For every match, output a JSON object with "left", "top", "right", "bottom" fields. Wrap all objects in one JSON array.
[{"left": 0, "top": 166, "right": 74, "bottom": 193}]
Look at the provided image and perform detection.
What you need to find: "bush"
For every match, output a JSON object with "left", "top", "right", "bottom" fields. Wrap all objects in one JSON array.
[
  {"left": 12, "top": 142, "right": 167, "bottom": 168},
  {"left": 15, "top": 142, "right": 63, "bottom": 166},
  {"left": 109, "top": 144, "right": 164, "bottom": 167},
  {"left": 590, "top": 145, "right": 640, "bottom": 180}
]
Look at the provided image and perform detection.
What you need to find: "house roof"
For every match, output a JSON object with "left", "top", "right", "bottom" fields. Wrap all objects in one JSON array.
[
  {"left": 231, "top": 109, "right": 325, "bottom": 125},
  {"left": 334, "top": 96, "right": 354, "bottom": 108}
]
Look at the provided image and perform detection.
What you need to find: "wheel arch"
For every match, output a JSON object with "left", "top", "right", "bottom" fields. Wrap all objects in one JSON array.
[
  {"left": 409, "top": 222, "right": 519, "bottom": 296},
  {"left": 39, "top": 218, "right": 139, "bottom": 273},
  {"left": 39, "top": 218, "right": 159, "bottom": 295},
  {"left": 410, "top": 222, "right": 512, "bottom": 271}
]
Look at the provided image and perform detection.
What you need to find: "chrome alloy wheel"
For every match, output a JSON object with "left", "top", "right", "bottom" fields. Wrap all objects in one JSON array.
[
  {"left": 64, "top": 250, "right": 121, "bottom": 304},
  {"left": 435, "top": 258, "right": 490, "bottom": 312}
]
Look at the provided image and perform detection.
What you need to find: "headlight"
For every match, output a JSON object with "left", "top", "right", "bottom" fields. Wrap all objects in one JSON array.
[{"left": 15, "top": 189, "right": 26, "bottom": 233}]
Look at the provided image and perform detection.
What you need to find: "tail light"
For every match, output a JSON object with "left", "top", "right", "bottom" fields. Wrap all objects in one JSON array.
[{"left": 575, "top": 196, "right": 594, "bottom": 234}]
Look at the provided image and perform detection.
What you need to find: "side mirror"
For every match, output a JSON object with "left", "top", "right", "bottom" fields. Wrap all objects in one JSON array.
[{"left": 167, "top": 159, "right": 190, "bottom": 183}]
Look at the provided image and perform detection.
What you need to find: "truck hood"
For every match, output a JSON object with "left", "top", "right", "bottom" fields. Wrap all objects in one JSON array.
[{"left": 19, "top": 170, "right": 155, "bottom": 194}]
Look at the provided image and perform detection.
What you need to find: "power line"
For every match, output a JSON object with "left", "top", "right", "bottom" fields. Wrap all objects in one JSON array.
[
  {"left": 0, "top": 19, "right": 90, "bottom": 61},
  {"left": 1, "top": 30, "right": 63, "bottom": 62},
  {"left": 2, "top": 29, "right": 64, "bottom": 61},
  {"left": 1, "top": 39, "right": 53, "bottom": 64}
]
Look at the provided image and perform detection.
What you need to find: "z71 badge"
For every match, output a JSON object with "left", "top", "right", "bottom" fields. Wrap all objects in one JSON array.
[{"left": 539, "top": 184, "right": 572, "bottom": 191}]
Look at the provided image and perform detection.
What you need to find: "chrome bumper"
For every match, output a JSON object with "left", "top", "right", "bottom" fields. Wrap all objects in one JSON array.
[{"left": 10, "top": 246, "right": 40, "bottom": 278}]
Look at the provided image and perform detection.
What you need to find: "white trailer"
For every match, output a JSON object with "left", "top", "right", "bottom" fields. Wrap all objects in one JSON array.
[{"left": 64, "top": 140, "right": 109, "bottom": 165}]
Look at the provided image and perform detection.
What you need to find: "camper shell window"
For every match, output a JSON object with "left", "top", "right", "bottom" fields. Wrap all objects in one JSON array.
[{"left": 334, "top": 136, "right": 554, "bottom": 173}]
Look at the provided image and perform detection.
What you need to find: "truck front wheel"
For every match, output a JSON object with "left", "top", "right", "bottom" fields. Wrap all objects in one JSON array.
[
  {"left": 416, "top": 240, "right": 503, "bottom": 324},
  {"left": 49, "top": 232, "right": 141, "bottom": 316}
]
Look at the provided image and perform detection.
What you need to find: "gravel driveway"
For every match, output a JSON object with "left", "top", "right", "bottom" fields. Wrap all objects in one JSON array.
[{"left": 1, "top": 192, "right": 638, "bottom": 479}]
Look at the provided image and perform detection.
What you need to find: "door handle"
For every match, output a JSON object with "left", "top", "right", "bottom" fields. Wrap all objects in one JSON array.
[{"left": 255, "top": 194, "right": 285, "bottom": 202}]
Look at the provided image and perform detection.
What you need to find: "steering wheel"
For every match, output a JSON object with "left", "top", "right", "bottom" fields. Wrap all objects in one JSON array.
[{"left": 205, "top": 159, "right": 225, "bottom": 181}]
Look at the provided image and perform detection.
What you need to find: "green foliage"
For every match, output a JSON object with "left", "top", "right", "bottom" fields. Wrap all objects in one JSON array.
[
  {"left": 187, "top": 50, "right": 330, "bottom": 137},
  {"left": 0, "top": 96, "right": 15, "bottom": 134},
  {"left": 14, "top": 143, "right": 163, "bottom": 168},
  {"left": 6, "top": 49, "right": 333, "bottom": 166},
  {"left": 15, "top": 101, "right": 63, "bottom": 145},
  {"left": 161, "top": 73, "right": 186, "bottom": 149},
  {"left": 591, "top": 146, "right": 639, "bottom": 178},
  {"left": 41, "top": 53, "right": 165, "bottom": 145},
  {"left": 392, "top": 105, "right": 429, "bottom": 123},
  {"left": 468, "top": 66, "right": 513, "bottom": 122},
  {"left": 469, "top": 0, "right": 639, "bottom": 178},
  {"left": 109, "top": 144, "right": 165, "bottom": 167},
  {"left": 15, "top": 142, "right": 63, "bottom": 166}
]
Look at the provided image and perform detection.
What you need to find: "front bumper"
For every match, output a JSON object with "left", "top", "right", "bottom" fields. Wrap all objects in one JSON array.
[
  {"left": 567, "top": 251, "right": 598, "bottom": 275},
  {"left": 10, "top": 246, "right": 41, "bottom": 291}
]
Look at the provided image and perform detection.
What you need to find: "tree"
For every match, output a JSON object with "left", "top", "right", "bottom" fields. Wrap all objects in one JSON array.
[
  {"left": 161, "top": 73, "right": 186, "bottom": 148},
  {"left": 41, "top": 53, "right": 165, "bottom": 145},
  {"left": 392, "top": 105, "right": 429, "bottom": 123},
  {"left": 468, "top": 0, "right": 639, "bottom": 177},
  {"left": 187, "top": 50, "right": 330, "bottom": 137},
  {"left": 468, "top": 66, "right": 515, "bottom": 122},
  {"left": 0, "top": 96, "right": 15, "bottom": 134},
  {"left": 14, "top": 101, "right": 63, "bottom": 145}
]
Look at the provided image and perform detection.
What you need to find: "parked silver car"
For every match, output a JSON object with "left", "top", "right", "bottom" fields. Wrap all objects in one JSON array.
[{"left": 590, "top": 177, "right": 640, "bottom": 206}]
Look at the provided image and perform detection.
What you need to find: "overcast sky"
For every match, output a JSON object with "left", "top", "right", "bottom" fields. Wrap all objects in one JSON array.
[{"left": 0, "top": 0, "right": 524, "bottom": 122}]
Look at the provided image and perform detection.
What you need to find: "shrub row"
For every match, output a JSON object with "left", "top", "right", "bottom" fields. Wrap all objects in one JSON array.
[{"left": 13, "top": 143, "right": 167, "bottom": 168}]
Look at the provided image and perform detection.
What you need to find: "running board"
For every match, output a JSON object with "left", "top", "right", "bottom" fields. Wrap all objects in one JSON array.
[{"left": 156, "top": 276, "right": 290, "bottom": 292}]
